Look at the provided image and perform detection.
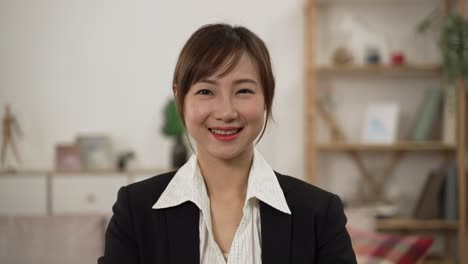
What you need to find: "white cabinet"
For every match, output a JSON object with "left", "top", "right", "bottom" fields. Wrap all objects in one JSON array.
[
  {"left": 0, "top": 169, "right": 167, "bottom": 215},
  {"left": 0, "top": 174, "right": 48, "bottom": 215},
  {"left": 52, "top": 175, "right": 128, "bottom": 214}
]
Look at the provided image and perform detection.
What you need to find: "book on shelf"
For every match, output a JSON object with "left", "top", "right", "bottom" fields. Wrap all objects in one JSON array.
[
  {"left": 413, "top": 168, "right": 446, "bottom": 219},
  {"left": 411, "top": 88, "right": 443, "bottom": 141},
  {"left": 414, "top": 165, "right": 459, "bottom": 220},
  {"left": 441, "top": 166, "right": 457, "bottom": 220},
  {"left": 428, "top": 104, "right": 442, "bottom": 140},
  {"left": 442, "top": 83, "right": 457, "bottom": 144}
]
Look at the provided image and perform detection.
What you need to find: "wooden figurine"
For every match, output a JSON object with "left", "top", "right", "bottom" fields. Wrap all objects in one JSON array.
[
  {"left": 332, "top": 46, "right": 353, "bottom": 66},
  {"left": 1, "top": 104, "right": 22, "bottom": 167}
]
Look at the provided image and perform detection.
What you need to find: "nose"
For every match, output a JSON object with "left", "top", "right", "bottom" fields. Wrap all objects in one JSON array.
[{"left": 214, "top": 97, "right": 238, "bottom": 122}]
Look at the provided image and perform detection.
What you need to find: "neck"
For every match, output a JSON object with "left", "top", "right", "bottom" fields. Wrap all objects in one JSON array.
[{"left": 197, "top": 148, "right": 254, "bottom": 199}]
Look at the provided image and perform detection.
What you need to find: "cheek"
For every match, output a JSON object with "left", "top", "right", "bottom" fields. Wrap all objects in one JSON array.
[
  {"left": 241, "top": 99, "right": 266, "bottom": 125},
  {"left": 184, "top": 100, "right": 212, "bottom": 128}
]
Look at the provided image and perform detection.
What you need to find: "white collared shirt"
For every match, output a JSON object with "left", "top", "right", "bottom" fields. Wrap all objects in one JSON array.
[{"left": 153, "top": 149, "right": 291, "bottom": 264}]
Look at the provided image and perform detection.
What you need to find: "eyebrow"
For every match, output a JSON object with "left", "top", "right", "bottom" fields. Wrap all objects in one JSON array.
[
  {"left": 198, "top": 78, "right": 258, "bottom": 86},
  {"left": 234, "top": 78, "right": 258, "bottom": 85}
]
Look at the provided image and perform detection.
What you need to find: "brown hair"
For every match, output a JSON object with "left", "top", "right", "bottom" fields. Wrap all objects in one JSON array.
[{"left": 173, "top": 23, "right": 275, "bottom": 142}]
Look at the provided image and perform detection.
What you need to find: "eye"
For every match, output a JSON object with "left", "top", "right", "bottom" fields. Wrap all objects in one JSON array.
[
  {"left": 195, "top": 89, "right": 213, "bottom": 95},
  {"left": 237, "top": 88, "right": 255, "bottom": 94}
]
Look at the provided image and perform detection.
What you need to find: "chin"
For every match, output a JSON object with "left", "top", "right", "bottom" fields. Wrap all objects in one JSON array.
[
  {"left": 206, "top": 146, "right": 253, "bottom": 162},
  {"left": 210, "top": 150, "right": 242, "bottom": 161}
]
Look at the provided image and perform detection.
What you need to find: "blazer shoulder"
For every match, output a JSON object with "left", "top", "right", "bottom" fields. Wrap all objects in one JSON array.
[
  {"left": 124, "top": 171, "right": 176, "bottom": 208},
  {"left": 275, "top": 172, "right": 342, "bottom": 212}
]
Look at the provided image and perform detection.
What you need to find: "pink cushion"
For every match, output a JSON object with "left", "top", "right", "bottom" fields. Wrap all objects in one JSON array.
[{"left": 349, "top": 228, "right": 433, "bottom": 264}]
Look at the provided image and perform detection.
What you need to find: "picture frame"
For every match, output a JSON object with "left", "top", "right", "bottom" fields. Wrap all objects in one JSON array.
[
  {"left": 55, "top": 143, "right": 81, "bottom": 172},
  {"left": 76, "top": 135, "right": 113, "bottom": 171},
  {"left": 362, "top": 103, "right": 399, "bottom": 144}
]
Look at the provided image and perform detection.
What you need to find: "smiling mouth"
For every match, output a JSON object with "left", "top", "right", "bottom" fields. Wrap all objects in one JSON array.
[{"left": 208, "top": 128, "right": 243, "bottom": 135}]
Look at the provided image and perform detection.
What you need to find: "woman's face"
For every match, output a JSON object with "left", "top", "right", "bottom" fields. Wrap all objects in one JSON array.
[{"left": 183, "top": 52, "right": 265, "bottom": 162}]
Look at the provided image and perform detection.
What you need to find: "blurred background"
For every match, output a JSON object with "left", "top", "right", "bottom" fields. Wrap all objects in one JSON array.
[
  {"left": 0, "top": 0, "right": 304, "bottom": 174},
  {"left": 1, "top": 0, "right": 467, "bottom": 263}
]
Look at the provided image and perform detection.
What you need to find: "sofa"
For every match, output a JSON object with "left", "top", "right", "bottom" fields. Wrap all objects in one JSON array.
[
  {"left": 0, "top": 214, "right": 109, "bottom": 264},
  {"left": 0, "top": 210, "right": 436, "bottom": 264}
]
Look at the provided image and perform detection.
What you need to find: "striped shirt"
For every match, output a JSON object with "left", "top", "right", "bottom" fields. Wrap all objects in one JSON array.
[{"left": 153, "top": 149, "right": 291, "bottom": 264}]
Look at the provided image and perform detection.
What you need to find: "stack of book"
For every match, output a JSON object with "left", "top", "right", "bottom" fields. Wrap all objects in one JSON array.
[
  {"left": 413, "top": 165, "right": 458, "bottom": 220},
  {"left": 410, "top": 85, "right": 456, "bottom": 143}
]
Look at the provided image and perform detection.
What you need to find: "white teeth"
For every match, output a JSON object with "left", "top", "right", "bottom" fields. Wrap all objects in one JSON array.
[{"left": 210, "top": 129, "right": 240, "bottom": 135}]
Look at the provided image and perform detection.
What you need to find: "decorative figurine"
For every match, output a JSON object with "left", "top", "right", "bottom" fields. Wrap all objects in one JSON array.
[
  {"left": 332, "top": 46, "right": 353, "bottom": 66},
  {"left": 117, "top": 151, "right": 135, "bottom": 172},
  {"left": 1, "top": 104, "right": 22, "bottom": 168},
  {"left": 391, "top": 52, "right": 405, "bottom": 66},
  {"left": 365, "top": 46, "right": 381, "bottom": 65}
]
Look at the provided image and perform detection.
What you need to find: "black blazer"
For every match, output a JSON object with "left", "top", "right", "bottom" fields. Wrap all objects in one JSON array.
[{"left": 98, "top": 171, "right": 356, "bottom": 264}]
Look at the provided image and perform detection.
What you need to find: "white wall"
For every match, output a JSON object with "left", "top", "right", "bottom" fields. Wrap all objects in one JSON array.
[{"left": 0, "top": 0, "right": 305, "bottom": 179}]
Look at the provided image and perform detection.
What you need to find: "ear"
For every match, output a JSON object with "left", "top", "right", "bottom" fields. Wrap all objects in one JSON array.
[{"left": 172, "top": 84, "right": 177, "bottom": 98}]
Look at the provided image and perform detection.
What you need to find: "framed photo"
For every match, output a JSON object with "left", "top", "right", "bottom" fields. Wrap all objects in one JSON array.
[
  {"left": 55, "top": 144, "right": 81, "bottom": 172},
  {"left": 362, "top": 103, "right": 399, "bottom": 144},
  {"left": 76, "top": 135, "right": 113, "bottom": 171}
]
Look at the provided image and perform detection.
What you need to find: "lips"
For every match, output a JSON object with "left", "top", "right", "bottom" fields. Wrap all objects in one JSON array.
[{"left": 208, "top": 127, "right": 243, "bottom": 141}]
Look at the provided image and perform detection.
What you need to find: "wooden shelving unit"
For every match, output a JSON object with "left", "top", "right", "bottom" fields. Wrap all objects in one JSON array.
[{"left": 305, "top": 0, "right": 466, "bottom": 262}]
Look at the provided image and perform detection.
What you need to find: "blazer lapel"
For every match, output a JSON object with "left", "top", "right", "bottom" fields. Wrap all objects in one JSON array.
[
  {"left": 260, "top": 201, "right": 291, "bottom": 264},
  {"left": 165, "top": 201, "right": 200, "bottom": 264}
]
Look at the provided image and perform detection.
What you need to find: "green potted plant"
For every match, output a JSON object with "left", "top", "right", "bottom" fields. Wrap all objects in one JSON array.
[
  {"left": 161, "top": 98, "right": 187, "bottom": 168},
  {"left": 417, "top": 10, "right": 467, "bottom": 144},
  {"left": 417, "top": 9, "right": 468, "bottom": 82},
  {"left": 439, "top": 14, "right": 468, "bottom": 81}
]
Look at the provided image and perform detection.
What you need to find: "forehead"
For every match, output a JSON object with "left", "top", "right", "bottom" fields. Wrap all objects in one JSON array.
[{"left": 205, "top": 52, "right": 260, "bottom": 81}]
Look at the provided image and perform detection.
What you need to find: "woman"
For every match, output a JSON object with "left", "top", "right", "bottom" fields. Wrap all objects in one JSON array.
[{"left": 99, "top": 24, "right": 356, "bottom": 264}]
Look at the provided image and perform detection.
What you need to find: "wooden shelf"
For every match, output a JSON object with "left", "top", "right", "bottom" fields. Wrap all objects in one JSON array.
[
  {"left": 52, "top": 169, "right": 168, "bottom": 175},
  {"left": 0, "top": 168, "right": 168, "bottom": 176},
  {"left": 317, "top": 141, "right": 456, "bottom": 151},
  {"left": 315, "top": 64, "right": 441, "bottom": 77},
  {"left": 376, "top": 218, "right": 458, "bottom": 232},
  {"left": 316, "top": 0, "right": 435, "bottom": 5},
  {"left": 0, "top": 169, "right": 49, "bottom": 175}
]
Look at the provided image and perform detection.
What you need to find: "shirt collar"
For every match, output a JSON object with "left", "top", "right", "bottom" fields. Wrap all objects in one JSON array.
[
  {"left": 245, "top": 149, "right": 291, "bottom": 214},
  {"left": 153, "top": 149, "right": 291, "bottom": 215}
]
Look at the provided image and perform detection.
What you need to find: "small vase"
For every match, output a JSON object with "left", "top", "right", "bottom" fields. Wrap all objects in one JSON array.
[{"left": 172, "top": 135, "right": 187, "bottom": 169}]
